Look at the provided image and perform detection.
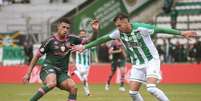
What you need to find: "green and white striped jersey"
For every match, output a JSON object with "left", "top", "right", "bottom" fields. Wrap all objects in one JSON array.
[
  {"left": 75, "top": 49, "right": 91, "bottom": 66},
  {"left": 109, "top": 22, "right": 159, "bottom": 65}
]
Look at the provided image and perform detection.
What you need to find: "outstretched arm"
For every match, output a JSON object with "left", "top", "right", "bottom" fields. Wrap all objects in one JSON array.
[
  {"left": 84, "top": 34, "right": 112, "bottom": 49},
  {"left": 87, "top": 19, "right": 99, "bottom": 42},
  {"left": 72, "top": 34, "right": 112, "bottom": 52},
  {"left": 154, "top": 26, "right": 197, "bottom": 38}
]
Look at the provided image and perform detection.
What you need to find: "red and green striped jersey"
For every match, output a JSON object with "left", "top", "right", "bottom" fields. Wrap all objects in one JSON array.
[{"left": 38, "top": 34, "right": 82, "bottom": 71}]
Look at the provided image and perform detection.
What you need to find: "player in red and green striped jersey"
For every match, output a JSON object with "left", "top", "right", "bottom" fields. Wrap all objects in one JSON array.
[
  {"left": 105, "top": 39, "right": 127, "bottom": 92},
  {"left": 23, "top": 18, "right": 98, "bottom": 101}
]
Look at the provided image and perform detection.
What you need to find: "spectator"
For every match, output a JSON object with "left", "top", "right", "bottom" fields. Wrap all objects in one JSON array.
[
  {"left": 163, "top": 0, "right": 173, "bottom": 13},
  {"left": 188, "top": 43, "right": 196, "bottom": 63},
  {"left": 23, "top": 41, "right": 33, "bottom": 64},
  {"left": 156, "top": 44, "right": 165, "bottom": 63},
  {"left": 170, "top": 9, "right": 177, "bottom": 29},
  {"left": 164, "top": 38, "right": 175, "bottom": 63},
  {"left": 173, "top": 42, "right": 187, "bottom": 63},
  {"left": 195, "top": 40, "right": 201, "bottom": 64}
]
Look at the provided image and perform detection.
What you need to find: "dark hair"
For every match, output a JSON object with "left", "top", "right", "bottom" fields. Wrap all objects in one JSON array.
[
  {"left": 58, "top": 18, "right": 71, "bottom": 24},
  {"left": 113, "top": 13, "right": 129, "bottom": 22},
  {"left": 79, "top": 29, "right": 86, "bottom": 32}
]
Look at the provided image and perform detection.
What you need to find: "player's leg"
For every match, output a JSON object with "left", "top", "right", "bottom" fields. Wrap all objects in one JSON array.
[
  {"left": 58, "top": 72, "right": 77, "bottom": 101},
  {"left": 129, "top": 66, "right": 145, "bottom": 101},
  {"left": 82, "top": 66, "right": 90, "bottom": 96},
  {"left": 118, "top": 59, "right": 126, "bottom": 91},
  {"left": 74, "top": 64, "right": 83, "bottom": 81},
  {"left": 119, "top": 67, "right": 126, "bottom": 91},
  {"left": 30, "top": 68, "right": 57, "bottom": 101},
  {"left": 146, "top": 59, "right": 169, "bottom": 101},
  {"left": 105, "top": 62, "right": 116, "bottom": 90}
]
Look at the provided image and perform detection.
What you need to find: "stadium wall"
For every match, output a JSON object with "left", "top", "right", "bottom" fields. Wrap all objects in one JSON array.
[{"left": 0, "top": 64, "right": 201, "bottom": 84}]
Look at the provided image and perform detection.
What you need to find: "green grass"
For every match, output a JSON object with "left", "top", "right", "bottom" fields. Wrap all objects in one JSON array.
[{"left": 0, "top": 84, "right": 201, "bottom": 101}]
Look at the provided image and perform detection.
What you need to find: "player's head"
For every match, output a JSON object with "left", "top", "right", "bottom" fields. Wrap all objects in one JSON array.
[
  {"left": 57, "top": 18, "right": 71, "bottom": 36},
  {"left": 113, "top": 13, "right": 132, "bottom": 33},
  {"left": 79, "top": 29, "right": 86, "bottom": 37}
]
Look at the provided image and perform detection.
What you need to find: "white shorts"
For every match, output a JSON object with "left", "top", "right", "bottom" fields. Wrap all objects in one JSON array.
[
  {"left": 75, "top": 64, "right": 90, "bottom": 81},
  {"left": 129, "top": 59, "right": 162, "bottom": 83}
]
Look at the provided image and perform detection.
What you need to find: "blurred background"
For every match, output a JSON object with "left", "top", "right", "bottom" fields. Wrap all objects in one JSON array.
[
  {"left": 0, "top": 0, "right": 201, "bottom": 101},
  {"left": 0, "top": 0, "right": 201, "bottom": 65},
  {"left": 0, "top": 0, "right": 201, "bottom": 83}
]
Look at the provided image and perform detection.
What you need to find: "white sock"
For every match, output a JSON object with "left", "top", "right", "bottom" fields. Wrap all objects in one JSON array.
[
  {"left": 83, "top": 86, "right": 90, "bottom": 95},
  {"left": 129, "top": 90, "right": 144, "bottom": 101},
  {"left": 146, "top": 84, "right": 169, "bottom": 101},
  {"left": 74, "top": 70, "right": 83, "bottom": 81},
  {"left": 83, "top": 81, "right": 90, "bottom": 95}
]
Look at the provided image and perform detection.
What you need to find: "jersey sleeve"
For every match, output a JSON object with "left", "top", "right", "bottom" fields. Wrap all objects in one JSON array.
[
  {"left": 109, "top": 30, "right": 120, "bottom": 39},
  {"left": 154, "top": 26, "right": 181, "bottom": 35},
  {"left": 35, "top": 38, "right": 52, "bottom": 57},
  {"left": 69, "top": 35, "right": 82, "bottom": 45},
  {"left": 133, "top": 22, "right": 181, "bottom": 36},
  {"left": 133, "top": 22, "right": 155, "bottom": 36},
  {"left": 39, "top": 38, "right": 52, "bottom": 54}
]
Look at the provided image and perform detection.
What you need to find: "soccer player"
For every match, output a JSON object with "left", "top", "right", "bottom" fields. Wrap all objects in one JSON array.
[
  {"left": 23, "top": 18, "right": 98, "bottom": 101},
  {"left": 105, "top": 39, "right": 126, "bottom": 92},
  {"left": 72, "top": 29, "right": 98, "bottom": 96},
  {"left": 72, "top": 13, "right": 197, "bottom": 101}
]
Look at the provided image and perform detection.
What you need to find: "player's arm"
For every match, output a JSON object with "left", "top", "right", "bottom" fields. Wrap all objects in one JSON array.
[
  {"left": 23, "top": 55, "right": 40, "bottom": 83},
  {"left": 71, "top": 34, "right": 112, "bottom": 52},
  {"left": 121, "top": 46, "right": 127, "bottom": 58},
  {"left": 84, "top": 30, "right": 121, "bottom": 50},
  {"left": 110, "top": 49, "right": 122, "bottom": 53},
  {"left": 87, "top": 19, "right": 99, "bottom": 42},
  {"left": 85, "top": 34, "right": 112, "bottom": 49},
  {"left": 154, "top": 26, "right": 197, "bottom": 38},
  {"left": 23, "top": 39, "right": 51, "bottom": 83}
]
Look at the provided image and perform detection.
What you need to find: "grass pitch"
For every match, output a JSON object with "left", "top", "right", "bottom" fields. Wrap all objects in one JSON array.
[{"left": 0, "top": 84, "right": 201, "bottom": 101}]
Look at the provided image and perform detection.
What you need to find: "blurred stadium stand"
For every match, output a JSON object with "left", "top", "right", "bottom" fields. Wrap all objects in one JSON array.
[
  {"left": 155, "top": 0, "right": 201, "bottom": 63},
  {"left": 0, "top": 0, "right": 87, "bottom": 42},
  {"left": 0, "top": 0, "right": 201, "bottom": 65}
]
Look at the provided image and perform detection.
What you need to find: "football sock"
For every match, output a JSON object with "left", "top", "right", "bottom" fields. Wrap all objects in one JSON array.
[
  {"left": 146, "top": 84, "right": 169, "bottom": 101},
  {"left": 129, "top": 90, "right": 144, "bottom": 101},
  {"left": 120, "top": 75, "right": 125, "bottom": 87},
  {"left": 30, "top": 85, "right": 52, "bottom": 101},
  {"left": 68, "top": 88, "right": 77, "bottom": 101}
]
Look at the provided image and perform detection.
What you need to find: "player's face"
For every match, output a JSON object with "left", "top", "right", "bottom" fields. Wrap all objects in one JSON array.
[
  {"left": 57, "top": 22, "right": 70, "bottom": 36},
  {"left": 115, "top": 18, "right": 132, "bottom": 33},
  {"left": 79, "top": 30, "right": 86, "bottom": 37}
]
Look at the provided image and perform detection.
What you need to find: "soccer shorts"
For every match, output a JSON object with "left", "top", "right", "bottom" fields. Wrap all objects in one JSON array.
[
  {"left": 40, "top": 64, "right": 70, "bottom": 85},
  {"left": 129, "top": 58, "right": 162, "bottom": 83},
  {"left": 75, "top": 64, "right": 90, "bottom": 81},
  {"left": 111, "top": 58, "right": 126, "bottom": 72}
]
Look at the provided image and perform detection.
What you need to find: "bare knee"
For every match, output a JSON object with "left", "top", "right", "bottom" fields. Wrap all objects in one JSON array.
[
  {"left": 45, "top": 73, "right": 57, "bottom": 88},
  {"left": 46, "top": 81, "right": 57, "bottom": 88},
  {"left": 129, "top": 81, "right": 141, "bottom": 91}
]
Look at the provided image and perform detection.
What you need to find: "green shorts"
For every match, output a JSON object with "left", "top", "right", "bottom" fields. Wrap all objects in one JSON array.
[
  {"left": 111, "top": 58, "right": 126, "bottom": 72},
  {"left": 40, "top": 64, "right": 70, "bottom": 85}
]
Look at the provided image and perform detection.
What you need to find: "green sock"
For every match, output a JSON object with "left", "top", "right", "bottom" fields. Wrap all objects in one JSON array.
[
  {"left": 68, "top": 88, "right": 77, "bottom": 101},
  {"left": 30, "top": 85, "right": 52, "bottom": 101}
]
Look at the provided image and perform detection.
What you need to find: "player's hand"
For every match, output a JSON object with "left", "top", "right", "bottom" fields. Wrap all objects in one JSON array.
[
  {"left": 71, "top": 44, "right": 85, "bottom": 52},
  {"left": 91, "top": 19, "right": 100, "bottom": 32},
  {"left": 23, "top": 73, "right": 31, "bottom": 84},
  {"left": 181, "top": 31, "right": 197, "bottom": 38}
]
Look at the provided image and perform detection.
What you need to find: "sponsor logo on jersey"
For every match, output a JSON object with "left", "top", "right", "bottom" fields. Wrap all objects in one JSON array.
[
  {"left": 40, "top": 48, "right": 45, "bottom": 52},
  {"left": 60, "top": 46, "right": 65, "bottom": 52}
]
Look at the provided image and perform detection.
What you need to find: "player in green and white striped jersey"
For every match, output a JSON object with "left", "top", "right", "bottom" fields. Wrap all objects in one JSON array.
[
  {"left": 74, "top": 29, "right": 93, "bottom": 96},
  {"left": 72, "top": 13, "right": 197, "bottom": 101}
]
